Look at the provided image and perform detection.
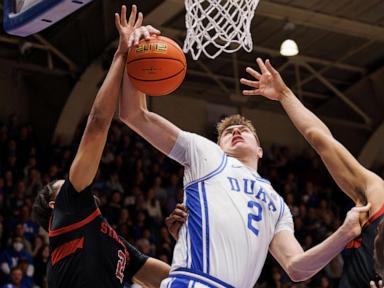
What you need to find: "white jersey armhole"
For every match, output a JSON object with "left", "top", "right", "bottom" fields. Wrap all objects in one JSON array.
[
  {"left": 168, "top": 131, "right": 225, "bottom": 187},
  {"left": 274, "top": 199, "right": 294, "bottom": 235}
]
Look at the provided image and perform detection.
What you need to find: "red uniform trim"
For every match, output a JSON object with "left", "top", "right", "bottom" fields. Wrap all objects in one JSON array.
[
  {"left": 49, "top": 208, "right": 101, "bottom": 237},
  {"left": 364, "top": 202, "right": 384, "bottom": 227},
  {"left": 51, "top": 237, "right": 84, "bottom": 265},
  {"left": 345, "top": 203, "right": 384, "bottom": 249},
  {"left": 346, "top": 237, "right": 362, "bottom": 249}
]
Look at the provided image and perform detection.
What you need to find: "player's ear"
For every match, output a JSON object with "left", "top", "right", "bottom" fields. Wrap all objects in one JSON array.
[
  {"left": 256, "top": 147, "right": 263, "bottom": 159},
  {"left": 48, "top": 201, "right": 55, "bottom": 209}
]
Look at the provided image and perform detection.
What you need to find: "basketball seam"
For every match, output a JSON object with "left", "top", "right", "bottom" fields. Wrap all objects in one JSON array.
[
  {"left": 127, "top": 36, "right": 184, "bottom": 60},
  {"left": 127, "top": 57, "right": 185, "bottom": 65},
  {"left": 128, "top": 68, "right": 186, "bottom": 82}
]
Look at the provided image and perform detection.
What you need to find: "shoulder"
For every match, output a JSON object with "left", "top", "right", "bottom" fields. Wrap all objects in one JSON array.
[
  {"left": 366, "top": 177, "right": 384, "bottom": 206},
  {"left": 178, "top": 131, "right": 222, "bottom": 150},
  {"left": 170, "top": 131, "right": 224, "bottom": 168}
]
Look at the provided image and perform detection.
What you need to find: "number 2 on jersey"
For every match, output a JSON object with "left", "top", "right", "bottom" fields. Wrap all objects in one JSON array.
[
  {"left": 247, "top": 200, "right": 262, "bottom": 236},
  {"left": 115, "top": 250, "right": 126, "bottom": 283}
]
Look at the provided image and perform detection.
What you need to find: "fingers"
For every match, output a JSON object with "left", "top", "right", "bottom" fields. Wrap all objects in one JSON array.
[
  {"left": 170, "top": 204, "right": 188, "bottom": 221},
  {"left": 118, "top": 4, "right": 140, "bottom": 29},
  {"left": 127, "top": 4, "right": 137, "bottom": 27},
  {"left": 142, "top": 26, "right": 151, "bottom": 40},
  {"left": 243, "top": 89, "right": 261, "bottom": 96},
  {"left": 165, "top": 204, "right": 188, "bottom": 224},
  {"left": 121, "top": 5, "right": 128, "bottom": 26},
  {"left": 128, "top": 34, "right": 135, "bottom": 48},
  {"left": 352, "top": 202, "right": 371, "bottom": 213},
  {"left": 169, "top": 214, "right": 187, "bottom": 222},
  {"left": 265, "top": 59, "right": 278, "bottom": 76},
  {"left": 175, "top": 203, "right": 187, "bottom": 212},
  {"left": 245, "top": 67, "right": 261, "bottom": 80},
  {"left": 133, "top": 28, "right": 142, "bottom": 45},
  {"left": 240, "top": 78, "right": 259, "bottom": 88},
  {"left": 128, "top": 26, "right": 162, "bottom": 47},
  {"left": 147, "top": 25, "right": 161, "bottom": 36},
  {"left": 370, "top": 281, "right": 377, "bottom": 288},
  {"left": 114, "top": 13, "right": 121, "bottom": 31},
  {"left": 256, "top": 57, "right": 269, "bottom": 74},
  {"left": 172, "top": 207, "right": 188, "bottom": 218},
  {"left": 134, "top": 12, "right": 143, "bottom": 29},
  {"left": 116, "top": 4, "right": 136, "bottom": 30}
]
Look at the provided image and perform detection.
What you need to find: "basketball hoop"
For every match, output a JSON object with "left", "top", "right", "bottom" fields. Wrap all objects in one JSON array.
[{"left": 183, "top": 0, "right": 260, "bottom": 60}]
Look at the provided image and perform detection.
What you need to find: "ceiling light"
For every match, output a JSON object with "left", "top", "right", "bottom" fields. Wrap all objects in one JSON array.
[{"left": 280, "top": 39, "right": 299, "bottom": 57}]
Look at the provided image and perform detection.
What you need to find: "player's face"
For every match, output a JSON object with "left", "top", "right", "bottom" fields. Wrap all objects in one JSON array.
[{"left": 219, "top": 125, "right": 262, "bottom": 159}]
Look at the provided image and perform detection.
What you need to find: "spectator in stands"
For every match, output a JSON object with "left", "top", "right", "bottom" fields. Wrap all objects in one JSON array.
[
  {"left": 0, "top": 266, "right": 27, "bottom": 288},
  {"left": 32, "top": 244, "right": 49, "bottom": 288},
  {"left": 0, "top": 236, "right": 33, "bottom": 281},
  {"left": 144, "top": 188, "right": 162, "bottom": 223}
]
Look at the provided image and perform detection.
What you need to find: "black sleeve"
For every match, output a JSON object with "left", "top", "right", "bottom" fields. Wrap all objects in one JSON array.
[
  {"left": 119, "top": 237, "right": 149, "bottom": 282},
  {"left": 51, "top": 177, "right": 97, "bottom": 230}
]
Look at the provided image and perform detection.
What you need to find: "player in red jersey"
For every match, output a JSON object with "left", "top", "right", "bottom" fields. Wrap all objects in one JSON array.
[
  {"left": 31, "top": 5, "right": 170, "bottom": 288},
  {"left": 241, "top": 58, "right": 384, "bottom": 288}
]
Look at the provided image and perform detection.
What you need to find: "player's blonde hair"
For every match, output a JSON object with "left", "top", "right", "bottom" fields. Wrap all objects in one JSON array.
[{"left": 216, "top": 114, "right": 260, "bottom": 145}]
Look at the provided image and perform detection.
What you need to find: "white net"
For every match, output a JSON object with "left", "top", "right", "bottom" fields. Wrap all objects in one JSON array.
[{"left": 184, "top": 0, "right": 260, "bottom": 60}]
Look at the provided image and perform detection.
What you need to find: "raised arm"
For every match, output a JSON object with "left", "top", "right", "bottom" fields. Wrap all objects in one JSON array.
[
  {"left": 69, "top": 5, "right": 144, "bottom": 192},
  {"left": 241, "top": 59, "right": 384, "bottom": 207},
  {"left": 270, "top": 203, "right": 370, "bottom": 282},
  {"left": 119, "top": 34, "right": 182, "bottom": 155}
]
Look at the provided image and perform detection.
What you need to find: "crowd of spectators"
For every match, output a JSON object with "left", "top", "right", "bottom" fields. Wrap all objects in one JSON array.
[{"left": 0, "top": 113, "right": 382, "bottom": 288}]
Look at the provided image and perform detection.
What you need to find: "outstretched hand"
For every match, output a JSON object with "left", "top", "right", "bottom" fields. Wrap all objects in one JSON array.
[
  {"left": 240, "top": 58, "right": 290, "bottom": 101},
  {"left": 165, "top": 204, "right": 188, "bottom": 240},
  {"left": 115, "top": 5, "right": 160, "bottom": 54}
]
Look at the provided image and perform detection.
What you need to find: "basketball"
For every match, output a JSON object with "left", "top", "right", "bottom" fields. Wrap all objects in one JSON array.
[{"left": 127, "top": 36, "right": 187, "bottom": 96}]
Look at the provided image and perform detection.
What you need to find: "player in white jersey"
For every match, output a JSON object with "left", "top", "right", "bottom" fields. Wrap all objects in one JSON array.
[
  {"left": 164, "top": 129, "right": 293, "bottom": 287},
  {"left": 119, "top": 30, "right": 370, "bottom": 288}
]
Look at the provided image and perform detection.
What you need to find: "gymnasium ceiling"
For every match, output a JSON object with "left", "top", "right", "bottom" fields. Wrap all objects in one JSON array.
[{"left": 1, "top": 0, "right": 384, "bottom": 140}]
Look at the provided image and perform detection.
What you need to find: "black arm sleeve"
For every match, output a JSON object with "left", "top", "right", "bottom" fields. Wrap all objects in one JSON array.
[
  {"left": 51, "top": 177, "right": 96, "bottom": 230},
  {"left": 119, "top": 236, "right": 149, "bottom": 282}
]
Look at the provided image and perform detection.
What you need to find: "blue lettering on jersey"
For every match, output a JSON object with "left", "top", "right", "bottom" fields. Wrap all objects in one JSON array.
[
  {"left": 227, "top": 177, "right": 240, "bottom": 192},
  {"left": 268, "top": 199, "right": 277, "bottom": 212},
  {"left": 256, "top": 187, "right": 267, "bottom": 203},
  {"left": 227, "top": 176, "right": 277, "bottom": 213},
  {"left": 244, "top": 179, "right": 255, "bottom": 195}
]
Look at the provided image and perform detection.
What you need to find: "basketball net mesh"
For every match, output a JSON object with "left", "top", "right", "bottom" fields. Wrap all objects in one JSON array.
[{"left": 184, "top": 0, "right": 260, "bottom": 60}]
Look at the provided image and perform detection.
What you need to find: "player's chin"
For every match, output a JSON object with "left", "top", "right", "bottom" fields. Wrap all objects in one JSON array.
[
  {"left": 229, "top": 146, "right": 247, "bottom": 155},
  {"left": 231, "top": 142, "right": 249, "bottom": 151}
]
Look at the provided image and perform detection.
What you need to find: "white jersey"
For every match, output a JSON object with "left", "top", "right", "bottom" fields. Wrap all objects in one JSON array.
[{"left": 164, "top": 132, "right": 294, "bottom": 288}]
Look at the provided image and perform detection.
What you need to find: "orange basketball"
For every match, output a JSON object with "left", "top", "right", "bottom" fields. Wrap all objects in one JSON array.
[{"left": 127, "top": 36, "right": 187, "bottom": 96}]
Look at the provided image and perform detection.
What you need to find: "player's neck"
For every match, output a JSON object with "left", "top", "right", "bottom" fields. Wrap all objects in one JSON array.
[{"left": 236, "top": 156, "right": 259, "bottom": 173}]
